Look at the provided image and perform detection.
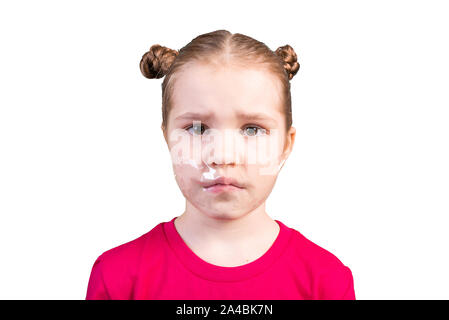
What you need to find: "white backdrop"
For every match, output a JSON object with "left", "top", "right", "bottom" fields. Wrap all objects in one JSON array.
[{"left": 0, "top": 0, "right": 448, "bottom": 299}]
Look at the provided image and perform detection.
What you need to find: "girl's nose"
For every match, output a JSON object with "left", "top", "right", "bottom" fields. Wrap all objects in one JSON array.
[{"left": 202, "top": 128, "right": 245, "bottom": 167}]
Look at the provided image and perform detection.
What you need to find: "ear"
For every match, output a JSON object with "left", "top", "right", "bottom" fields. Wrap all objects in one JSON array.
[{"left": 282, "top": 126, "right": 296, "bottom": 160}]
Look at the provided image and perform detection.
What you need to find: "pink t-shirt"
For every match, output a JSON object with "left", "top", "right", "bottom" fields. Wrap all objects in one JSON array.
[{"left": 86, "top": 217, "right": 355, "bottom": 300}]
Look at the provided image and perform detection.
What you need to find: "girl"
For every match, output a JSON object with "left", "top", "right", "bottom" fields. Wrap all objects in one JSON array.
[{"left": 86, "top": 29, "right": 355, "bottom": 300}]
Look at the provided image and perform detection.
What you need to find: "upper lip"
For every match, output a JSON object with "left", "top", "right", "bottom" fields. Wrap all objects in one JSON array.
[{"left": 202, "top": 176, "right": 243, "bottom": 189}]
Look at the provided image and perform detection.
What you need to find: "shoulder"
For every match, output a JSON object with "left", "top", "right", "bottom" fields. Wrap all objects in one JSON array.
[
  {"left": 98, "top": 222, "right": 165, "bottom": 266},
  {"left": 287, "top": 227, "right": 356, "bottom": 299},
  {"left": 289, "top": 228, "right": 347, "bottom": 270},
  {"left": 86, "top": 222, "right": 165, "bottom": 299},
  {"left": 95, "top": 222, "right": 167, "bottom": 274}
]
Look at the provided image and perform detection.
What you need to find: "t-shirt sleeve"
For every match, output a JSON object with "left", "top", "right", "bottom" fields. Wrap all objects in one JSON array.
[
  {"left": 85, "top": 255, "right": 111, "bottom": 300},
  {"left": 317, "top": 265, "right": 356, "bottom": 300}
]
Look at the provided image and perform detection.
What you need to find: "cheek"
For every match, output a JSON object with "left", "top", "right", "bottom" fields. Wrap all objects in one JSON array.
[
  {"left": 172, "top": 163, "right": 200, "bottom": 198},
  {"left": 246, "top": 165, "right": 278, "bottom": 192},
  {"left": 246, "top": 133, "right": 285, "bottom": 162},
  {"left": 244, "top": 136, "right": 285, "bottom": 178}
]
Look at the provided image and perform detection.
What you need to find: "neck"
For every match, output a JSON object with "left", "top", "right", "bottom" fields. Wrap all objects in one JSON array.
[{"left": 174, "top": 199, "right": 278, "bottom": 247}]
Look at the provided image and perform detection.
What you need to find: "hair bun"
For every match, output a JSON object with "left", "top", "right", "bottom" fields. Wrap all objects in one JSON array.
[
  {"left": 275, "top": 44, "right": 300, "bottom": 80},
  {"left": 140, "top": 44, "right": 179, "bottom": 79}
]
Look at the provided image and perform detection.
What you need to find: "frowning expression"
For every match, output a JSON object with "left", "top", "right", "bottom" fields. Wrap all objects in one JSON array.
[{"left": 163, "top": 62, "right": 295, "bottom": 219}]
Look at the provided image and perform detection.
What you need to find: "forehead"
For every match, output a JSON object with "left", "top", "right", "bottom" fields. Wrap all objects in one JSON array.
[{"left": 170, "top": 63, "right": 283, "bottom": 120}]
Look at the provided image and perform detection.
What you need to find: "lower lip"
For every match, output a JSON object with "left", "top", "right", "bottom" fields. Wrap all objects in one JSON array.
[{"left": 203, "top": 184, "right": 243, "bottom": 193}]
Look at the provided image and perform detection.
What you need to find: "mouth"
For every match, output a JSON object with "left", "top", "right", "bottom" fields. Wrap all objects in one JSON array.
[
  {"left": 203, "top": 183, "right": 243, "bottom": 193},
  {"left": 201, "top": 177, "right": 244, "bottom": 193}
]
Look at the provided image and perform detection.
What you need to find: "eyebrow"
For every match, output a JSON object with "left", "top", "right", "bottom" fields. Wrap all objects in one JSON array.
[
  {"left": 237, "top": 112, "right": 277, "bottom": 123},
  {"left": 174, "top": 112, "right": 214, "bottom": 121},
  {"left": 174, "top": 111, "right": 277, "bottom": 123}
]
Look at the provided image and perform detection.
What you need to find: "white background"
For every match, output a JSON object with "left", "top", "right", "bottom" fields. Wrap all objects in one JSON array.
[{"left": 0, "top": 0, "right": 448, "bottom": 299}]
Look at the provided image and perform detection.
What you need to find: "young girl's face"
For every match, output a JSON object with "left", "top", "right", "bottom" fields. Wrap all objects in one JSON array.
[{"left": 163, "top": 62, "right": 295, "bottom": 220}]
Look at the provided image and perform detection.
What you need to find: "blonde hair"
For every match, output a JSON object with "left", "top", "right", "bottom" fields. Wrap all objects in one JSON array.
[{"left": 139, "top": 29, "right": 300, "bottom": 134}]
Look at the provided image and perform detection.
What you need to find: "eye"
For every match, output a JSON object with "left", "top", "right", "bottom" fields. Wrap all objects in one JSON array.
[
  {"left": 241, "top": 125, "right": 268, "bottom": 137},
  {"left": 185, "top": 123, "right": 207, "bottom": 135}
]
